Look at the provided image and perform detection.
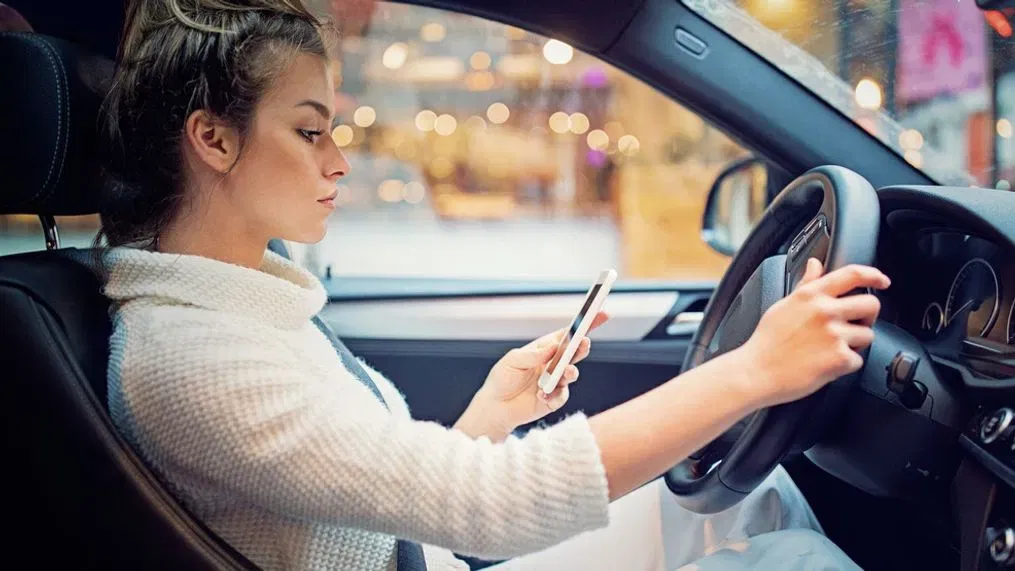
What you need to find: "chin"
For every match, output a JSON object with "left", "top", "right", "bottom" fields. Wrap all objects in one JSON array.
[{"left": 284, "top": 224, "right": 329, "bottom": 245}]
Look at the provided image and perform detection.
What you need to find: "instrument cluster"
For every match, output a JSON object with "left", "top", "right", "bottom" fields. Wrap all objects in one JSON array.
[
  {"left": 919, "top": 256, "right": 1015, "bottom": 346},
  {"left": 889, "top": 232, "right": 1015, "bottom": 352},
  {"left": 891, "top": 231, "right": 1015, "bottom": 352}
]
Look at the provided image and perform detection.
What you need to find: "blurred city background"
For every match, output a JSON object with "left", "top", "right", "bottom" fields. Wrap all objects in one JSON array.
[{"left": 1, "top": 0, "right": 1012, "bottom": 281}]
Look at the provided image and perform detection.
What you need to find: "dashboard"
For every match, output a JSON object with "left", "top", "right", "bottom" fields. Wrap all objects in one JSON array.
[
  {"left": 851, "top": 189, "right": 1015, "bottom": 570},
  {"left": 762, "top": 184, "right": 1015, "bottom": 569}
]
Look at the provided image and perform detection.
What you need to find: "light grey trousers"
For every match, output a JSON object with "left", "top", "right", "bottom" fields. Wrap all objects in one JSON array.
[{"left": 490, "top": 466, "right": 860, "bottom": 570}]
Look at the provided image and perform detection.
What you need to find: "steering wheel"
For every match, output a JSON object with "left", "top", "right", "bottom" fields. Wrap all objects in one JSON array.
[{"left": 665, "top": 165, "right": 880, "bottom": 514}]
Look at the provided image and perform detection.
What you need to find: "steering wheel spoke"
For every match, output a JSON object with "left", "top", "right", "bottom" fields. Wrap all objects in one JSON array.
[{"left": 708, "top": 255, "right": 788, "bottom": 359}]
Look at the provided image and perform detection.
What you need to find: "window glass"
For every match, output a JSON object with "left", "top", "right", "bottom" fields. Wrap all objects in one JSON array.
[
  {"left": 1, "top": 1, "right": 755, "bottom": 283},
  {"left": 290, "top": 1, "right": 752, "bottom": 280},
  {"left": 683, "top": 0, "right": 1014, "bottom": 189},
  {"left": 0, "top": 216, "right": 100, "bottom": 257}
]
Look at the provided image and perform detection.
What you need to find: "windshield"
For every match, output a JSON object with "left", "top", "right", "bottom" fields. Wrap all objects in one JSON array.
[{"left": 685, "top": 0, "right": 1014, "bottom": 189}]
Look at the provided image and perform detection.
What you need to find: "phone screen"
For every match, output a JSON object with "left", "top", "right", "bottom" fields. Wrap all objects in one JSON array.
[
  {"left": 546, "top": 283, "right": 602, "bottom": 377},
  {"left": 569, "top": 284, "right": 602, "bottom": 336}
]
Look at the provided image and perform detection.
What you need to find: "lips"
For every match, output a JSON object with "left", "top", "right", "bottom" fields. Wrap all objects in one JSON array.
[{"left": 318, "top": 189, "right": 338, "bottom": 210}]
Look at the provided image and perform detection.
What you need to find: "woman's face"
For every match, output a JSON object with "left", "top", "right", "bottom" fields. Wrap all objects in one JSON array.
[{"left": 223, "top": 53, "right": 349, "bottom": 245}]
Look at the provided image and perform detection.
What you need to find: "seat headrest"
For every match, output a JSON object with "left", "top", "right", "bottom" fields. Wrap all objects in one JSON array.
[{"left": 0, "top": 32, "right": 113, "bottom": 215}]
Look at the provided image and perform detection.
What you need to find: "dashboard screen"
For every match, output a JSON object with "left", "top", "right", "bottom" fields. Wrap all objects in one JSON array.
[{"left": 569, "top": 284, "right": 601, "bottom": 338}]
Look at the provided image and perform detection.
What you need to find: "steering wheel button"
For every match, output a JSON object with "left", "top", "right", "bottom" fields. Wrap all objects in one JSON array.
[{"left": 674, "top": 28, "right": 708, "bottom": 59}]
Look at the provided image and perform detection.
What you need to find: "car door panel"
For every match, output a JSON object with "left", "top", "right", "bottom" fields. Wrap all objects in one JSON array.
[
  {"left": 321, "top": 291, "right": 678, "bottom": 341},
  {"left": 344, "top": 337, "right": 692, "bottom": 428},
  {"left": 321, "top": 283, "right": 713, "bottom": 429}
]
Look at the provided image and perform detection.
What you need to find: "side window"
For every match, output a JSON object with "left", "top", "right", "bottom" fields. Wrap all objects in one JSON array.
[
  {"left": 0, "top": 1, "right": 758, "bottom": 280},
  {"left": 0, "top": 215, "right": 101, "bottom": 256},
  {"left": 296, "top": 1, "right": 754, "bottom": 281}
]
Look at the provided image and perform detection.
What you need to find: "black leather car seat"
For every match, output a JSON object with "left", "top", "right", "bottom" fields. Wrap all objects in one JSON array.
[{"left": 0, "top": 32, "right": 257, "bottom": 570}]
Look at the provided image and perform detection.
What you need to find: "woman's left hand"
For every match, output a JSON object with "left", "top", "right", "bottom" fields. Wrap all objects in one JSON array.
[{"left": 455, "top": 312, "right": 609, "bottom": 441}]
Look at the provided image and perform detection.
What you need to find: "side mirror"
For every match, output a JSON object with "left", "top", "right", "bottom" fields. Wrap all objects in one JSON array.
[{"left": 701, "top": 156, "right": 769, "bottom": 257}]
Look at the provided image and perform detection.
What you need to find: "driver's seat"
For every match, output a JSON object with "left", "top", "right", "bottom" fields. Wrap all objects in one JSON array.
[{"left": 0, "top": 32, "right": 256, "bottom": 569}]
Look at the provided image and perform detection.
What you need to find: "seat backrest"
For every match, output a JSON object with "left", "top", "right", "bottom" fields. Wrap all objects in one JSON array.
[{"left": 0, "top": 32, "right": 257, "bottom": 570}]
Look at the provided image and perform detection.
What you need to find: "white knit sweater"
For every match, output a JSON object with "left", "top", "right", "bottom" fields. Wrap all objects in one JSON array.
[{"left": 103, "top": 247, "right": 610, "bottom": 571}]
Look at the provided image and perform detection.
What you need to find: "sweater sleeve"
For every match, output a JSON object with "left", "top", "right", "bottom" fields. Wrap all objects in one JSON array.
[{"left": 120, "top": 320, "right": 610, "bottom": 561}]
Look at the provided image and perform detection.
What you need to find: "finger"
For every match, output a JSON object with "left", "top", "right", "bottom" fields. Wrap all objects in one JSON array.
[
  {"left": 523, "top": 328, "right": 565, "bottom": 351},
  {"left": 830, "top": 323, "right": 876, "bottom": 350},
  {"left": 832, "top": 294, "right": 882, "bottom": 326},
  {"left": 524, "top": 313, "right": 607, "bottom": 352},
  {"left": 841, "top": 345, "right": 865, "bottom": 373},
  {"left": 561, "top": 365, "right": 580, "bottom": 385},
  {"left": 570, "top": 337, "right": 591, "bottom": 364},
  {"left": 587, "top": 311, "right": 609, "bottom": 333},
  {"left": 544, "top": 385, "right": 570, "bottom": 411},
  {"left": 811, "top": 265, "right": 891, "bottom": 297}
]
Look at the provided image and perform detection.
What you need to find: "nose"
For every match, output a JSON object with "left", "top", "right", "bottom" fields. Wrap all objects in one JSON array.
[{"left": 324, "top": 137, "right": 351, "bottom": 181}]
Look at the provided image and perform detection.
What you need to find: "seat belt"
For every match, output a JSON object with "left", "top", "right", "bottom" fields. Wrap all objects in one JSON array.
[{"left": 311, "top": 315, "right": 429, "bottom": 571}]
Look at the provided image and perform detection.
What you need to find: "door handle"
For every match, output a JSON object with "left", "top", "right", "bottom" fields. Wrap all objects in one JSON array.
[{"left": 666, "top": 311, "right": 703, "bottom": 336}]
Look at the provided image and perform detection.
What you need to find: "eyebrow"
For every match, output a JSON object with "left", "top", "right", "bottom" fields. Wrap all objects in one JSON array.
[{"left": 295, "top": 99, "right": 333, "bottom": 122}]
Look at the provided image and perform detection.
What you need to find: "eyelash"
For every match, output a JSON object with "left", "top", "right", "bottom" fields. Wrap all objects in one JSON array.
[{"left": 298, "top": 128, "right": 324, "bottom": 143}]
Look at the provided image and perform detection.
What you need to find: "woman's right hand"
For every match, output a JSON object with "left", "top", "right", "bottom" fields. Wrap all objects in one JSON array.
[
  {"left": 590, "top": 258, "right": 892, "bottom": 500},
  {"left": 738, "top": 258, "right": 891, "bottom": 408}
]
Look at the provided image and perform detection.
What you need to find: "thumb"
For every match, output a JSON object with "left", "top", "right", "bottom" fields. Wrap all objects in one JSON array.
[
  {"left": 503, "top": 343, "right": 557, "bottom": 370},
  {"left": 797, "top": 258, "right": 823, "bottom": 288}
]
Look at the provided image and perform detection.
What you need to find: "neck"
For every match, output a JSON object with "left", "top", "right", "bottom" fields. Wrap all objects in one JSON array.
[{"left": 158, "top": 189, "right": 267, "bottom": 270}]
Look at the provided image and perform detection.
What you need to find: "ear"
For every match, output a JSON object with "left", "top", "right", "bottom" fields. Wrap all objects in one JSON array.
[{"left": 182, "top": 109, "right": 241, "bottom": 174}]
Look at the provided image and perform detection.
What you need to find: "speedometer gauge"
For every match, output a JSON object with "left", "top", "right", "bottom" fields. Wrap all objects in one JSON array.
[
  {"left": 921, "top": 302, "right": 944, "bottom": 334},
  {"left": 945, "top": 258, "right": 1000, "bottom": 338}
]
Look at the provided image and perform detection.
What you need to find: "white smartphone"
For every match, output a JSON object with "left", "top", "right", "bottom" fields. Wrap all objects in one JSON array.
[{"left": 537, "top": 269, "right": 617, "bottom": 395}]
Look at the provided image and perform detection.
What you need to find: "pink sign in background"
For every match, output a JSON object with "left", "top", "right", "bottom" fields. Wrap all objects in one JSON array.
[{"left": 897, "top": 0, "right": 988, "bottom": 103}]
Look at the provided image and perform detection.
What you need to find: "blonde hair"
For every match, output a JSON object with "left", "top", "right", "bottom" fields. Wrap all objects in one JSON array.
[{"left": 98, "top": 0, "right": 335, "bottom": 250}]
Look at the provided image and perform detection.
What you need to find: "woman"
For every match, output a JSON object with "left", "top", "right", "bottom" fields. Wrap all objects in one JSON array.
[{"left": 99, "top": 1, "right": 889, "bottom": 569}]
